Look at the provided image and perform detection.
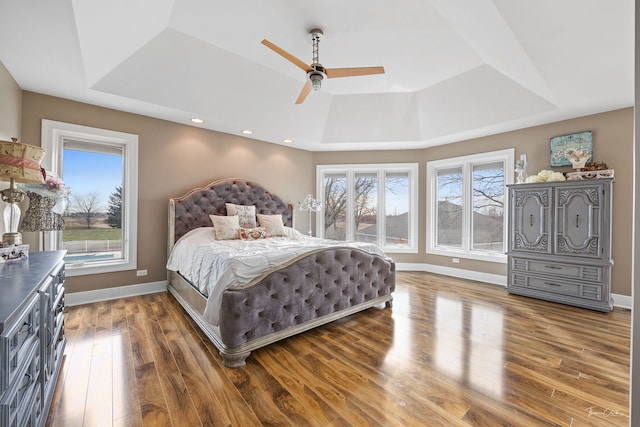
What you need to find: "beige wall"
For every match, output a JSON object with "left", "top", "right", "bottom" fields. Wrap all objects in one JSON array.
[
  {"left": 21, "top": 92, "right": 313, "bottom": 294},
  {"left": 314, "top": 108, "right": 634, "bottom": 296},
  {"left": 0, "top": 61, "right": 21, "bottom": 140},
  {"left": 0, "top": 60, "right": 22, "bottom": 237}
]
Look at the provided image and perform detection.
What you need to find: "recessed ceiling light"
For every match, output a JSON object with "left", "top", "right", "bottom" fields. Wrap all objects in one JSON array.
[
  {"left": 190, "top": 118, "right": 204, "bottom": 124},
  {"left": 241, "top": 129, "right": 253, "bottom": 135},
  {"left": 283, "top": 138, "right": 293, "bottom": 143}
]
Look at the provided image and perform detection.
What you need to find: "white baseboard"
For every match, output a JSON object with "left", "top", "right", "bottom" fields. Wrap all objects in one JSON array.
[
  {"left": 396, "top": 262, "right": 507, "bottom": 286},
  {"left": 395, "top": 262, "right": 631, "bottom": 310},
  {"left": 612, "top": 294, "right": 632, "bottom": 310},
  {"left": 66, "top": 280, "right": 168, "bottom": 306}
]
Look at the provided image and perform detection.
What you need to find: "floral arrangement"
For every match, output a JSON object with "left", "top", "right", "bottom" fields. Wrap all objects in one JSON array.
[
  {"left": 45, "top": 173, "right": 65, "bottom": 190},
  {"left": 525, "top": 170, "right": 566, "bottom": 183}
]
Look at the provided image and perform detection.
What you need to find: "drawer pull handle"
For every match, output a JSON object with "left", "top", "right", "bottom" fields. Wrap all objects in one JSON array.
[
  {"left": 544, "top": 265, "right": 562, "bottom": 270},
  {"left": 544, "top": 282, "right": 562, "bottom": 287},
  {"left": 530, "top": 214, "right": 534, "bottom": 227},
  {"left": 19, "top": 322, "right": 32, "bottom": 335},
  {"left": 18, "top": 373, "right": 33, "bottom": 393},
  {"left": 576, "top": 214, "right": 580, "bottom": 228}
]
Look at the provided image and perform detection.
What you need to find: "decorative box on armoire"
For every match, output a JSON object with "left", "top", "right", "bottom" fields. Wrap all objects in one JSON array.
[
  {"left": 0, "top": 250, "right": 66, "bottom": 427},
  {"left": 507, "top": 178, "right": 613, "bottom": 311}
]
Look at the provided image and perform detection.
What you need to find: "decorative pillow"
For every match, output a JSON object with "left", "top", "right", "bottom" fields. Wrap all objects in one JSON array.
[
  {"left": 209, "top": 215, "right": 240, "bottom": 240},
  {"left": 257, "top": 214, "right": 286, "bottom": 237},
  {"left": 225, "top": 203, "right": 257, "bottom": 228},
  {"left": 239, "top": 226, "right": 268, "bottom": 241}
]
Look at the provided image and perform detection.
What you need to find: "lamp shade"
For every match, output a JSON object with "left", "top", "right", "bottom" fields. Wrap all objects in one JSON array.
[{"left": 0, "top": 138, "right": 46, "bottom": 184}]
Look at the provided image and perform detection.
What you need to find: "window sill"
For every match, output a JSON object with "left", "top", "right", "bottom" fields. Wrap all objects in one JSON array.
[
  {"left": 426, "top": 248, "right": 507, "bottom": 264},
  {"left": 382, "top": 246, "right": 418, "bottom": 254},
  {"left": 64, "top": 260, "right": 136, "bottom": 276}
]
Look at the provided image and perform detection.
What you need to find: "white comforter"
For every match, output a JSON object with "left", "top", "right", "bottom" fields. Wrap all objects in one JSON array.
[{"left": 166, "top": 226, "right": 389, "bottom": 325}]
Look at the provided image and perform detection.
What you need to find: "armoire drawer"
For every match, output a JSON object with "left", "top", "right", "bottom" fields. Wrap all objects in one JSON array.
[
  {"left": 511, "top": 257, "right": 603, "bottom": 282},
  {"left": 510, "top": 273, "right": 603, "bottom": 301}
]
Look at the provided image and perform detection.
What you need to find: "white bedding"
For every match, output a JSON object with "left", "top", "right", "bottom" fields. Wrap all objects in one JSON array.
[{"left": 166, "top": 226, "right": 389, "bottom": 325}]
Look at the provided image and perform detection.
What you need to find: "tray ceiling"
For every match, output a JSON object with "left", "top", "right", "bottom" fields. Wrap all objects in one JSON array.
[{"left": 0, "top": 0, "right": 633, "bottom": 151}]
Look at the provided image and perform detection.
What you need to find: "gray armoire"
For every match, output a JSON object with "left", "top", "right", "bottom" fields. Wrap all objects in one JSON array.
[{"left": 507, "top": 178, "right": 613, "bottom": 311}]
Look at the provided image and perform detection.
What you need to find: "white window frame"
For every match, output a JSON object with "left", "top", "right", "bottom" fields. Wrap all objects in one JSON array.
[
  {"left": 426, "top": 149, "right": 514, "bottom": 263},
  {"left": 41, "top": 119, "right": 138, "bottom": 276},
  {"left": 316, "top": 163, "right": 418, "bottom": 253}
]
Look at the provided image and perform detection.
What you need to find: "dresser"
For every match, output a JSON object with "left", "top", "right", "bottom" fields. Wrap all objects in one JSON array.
[
  {"left": 507, "top": 179, "right": 613, "bottom": 311},
  {"left": 0, "top": 251, "right": 66, "bottom": 427}
]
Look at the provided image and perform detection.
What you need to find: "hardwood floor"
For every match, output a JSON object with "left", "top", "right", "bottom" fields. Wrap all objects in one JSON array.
[{"left": 45, "top": 272, "right": 631, "bottom": 426}]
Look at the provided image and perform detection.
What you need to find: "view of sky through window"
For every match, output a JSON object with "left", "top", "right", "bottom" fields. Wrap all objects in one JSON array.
[{"left": 63, "top": 149, "right": 122, "bottom": 209}]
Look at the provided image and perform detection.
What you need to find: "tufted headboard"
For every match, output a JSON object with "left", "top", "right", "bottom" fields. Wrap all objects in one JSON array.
[{"left": 168, "top": 178, "right": 293, "bottom": 250}]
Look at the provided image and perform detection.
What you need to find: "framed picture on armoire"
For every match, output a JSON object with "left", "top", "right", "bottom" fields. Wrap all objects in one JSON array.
[{"left": 549, "top": 131, "right": 593, "bottom": 167}]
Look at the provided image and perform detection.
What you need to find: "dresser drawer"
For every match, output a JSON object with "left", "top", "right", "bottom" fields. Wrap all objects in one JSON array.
[
  {"left": 510, "top": 273, "right": 603, "bottom": 301},
  {"left": 51, "top": 263, "right": 65, "bottom": 302},
  {"left": 25, "top": 387, "right": 42, "bottom": 427},
  {"left": 43, "top": 302, "right": 65, "bottom": 386},
  {"left": 0, "top": 295, "right": 39, "bottom": 394},
  {"left": 0, "top": 342, "right": 40, "bottom": 427},
  {"left": 53, "top": 309, "right": 65, "bottom": 352},
  {"left": 511, "top": 257, "right": 603, "bottom": 282},
  {"left": 52, "top": 287, "right": 65, "bottom": 330}
]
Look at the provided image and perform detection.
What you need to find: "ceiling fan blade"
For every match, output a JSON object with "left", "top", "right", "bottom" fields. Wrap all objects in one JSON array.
[
  {"left": 325, "top": 66, "right": 385, "bottom": 78},
  {"left": 295, "top": 81, "right": 312, "bottom": 104},
  {"left": 261, "top": 39, "right": 311, "bottom": 73}
]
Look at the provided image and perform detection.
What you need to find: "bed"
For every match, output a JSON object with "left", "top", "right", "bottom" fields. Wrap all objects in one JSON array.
[{"left": 166, "top": 178, "right": 396, "bottom": 367}]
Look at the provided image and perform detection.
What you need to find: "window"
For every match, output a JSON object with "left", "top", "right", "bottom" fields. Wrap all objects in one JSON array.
[
  {"left": 426, "top": 149, "right": 514, "bottom": 262},
  {"left": 41, "top": 120, "right": 138, "bottom": 276},
  {"left": 317, "top": 163, "right": 418, "bottom": 253}
]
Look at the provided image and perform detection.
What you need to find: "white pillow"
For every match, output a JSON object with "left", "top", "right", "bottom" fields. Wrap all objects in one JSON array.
[
  {"left": 209, "top": 215, "right": 240, "bottom": 240},
  {"left": 283, "top": 226, "right": 306, "bottom": 239},
  {"left": 225, "top": 203, "right": 257, "bottom": 228},
  {"left": 257, "top": 214, "right": 286, "bottom": 237}
]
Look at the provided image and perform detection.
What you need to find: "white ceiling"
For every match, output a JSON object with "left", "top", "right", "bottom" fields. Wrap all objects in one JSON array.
[{"left": 0, "top": 0, "right": 634, "bottom": 152}]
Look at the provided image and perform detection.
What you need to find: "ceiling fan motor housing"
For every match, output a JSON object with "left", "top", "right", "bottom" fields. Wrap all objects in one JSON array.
[
  {"left": 261, "top": 27, "right": 384, "bottom": 103},
  {"left": 308, "top": 62, "right": 326, "bottom": 91}
]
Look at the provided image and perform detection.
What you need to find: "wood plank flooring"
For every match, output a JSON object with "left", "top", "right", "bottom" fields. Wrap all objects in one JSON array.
[{"left": 45, "top": 272, "right": 631, "bottom": 426}]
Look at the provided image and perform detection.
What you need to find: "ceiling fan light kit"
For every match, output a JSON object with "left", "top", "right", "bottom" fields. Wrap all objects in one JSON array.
[
  {"left": 262, "top": 28, "right": 385, "bottom": 104},
  {"left": 309, "top": 71, "right": 325, "bottom": 91}
]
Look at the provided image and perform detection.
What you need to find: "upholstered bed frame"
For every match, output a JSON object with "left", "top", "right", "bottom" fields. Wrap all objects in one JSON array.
[{"left": 167, "top": 178, "right": 396, "bottom": 367}]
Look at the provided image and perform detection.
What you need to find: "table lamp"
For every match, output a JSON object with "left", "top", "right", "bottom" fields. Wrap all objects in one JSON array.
[{"left": 0, "top": 138, "right": 46, "bottom": 245}]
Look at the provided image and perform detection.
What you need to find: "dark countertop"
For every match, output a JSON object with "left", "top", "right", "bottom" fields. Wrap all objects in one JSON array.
[{"left": 0, "top": 250, "right": 66, "bottom": 333}]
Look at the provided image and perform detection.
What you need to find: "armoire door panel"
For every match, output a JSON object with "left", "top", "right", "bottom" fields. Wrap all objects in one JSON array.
[
  {"left": 511, "top": 187, "right": 551, "bottom": 254},
  {"left": 555, "top": 185, "right": 602, "bottom": 258}
]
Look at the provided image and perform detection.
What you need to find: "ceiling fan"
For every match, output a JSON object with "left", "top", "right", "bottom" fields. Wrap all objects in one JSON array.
[{"left": 262, "top": 29, "right": 385, "bottom": 104}]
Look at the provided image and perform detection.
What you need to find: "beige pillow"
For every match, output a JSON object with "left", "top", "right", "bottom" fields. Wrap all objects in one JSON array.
[
  {"left": 257, "top": 214, "right": 286, "bottom": 237},
  {"left": 209, "top": 215, "right": 240, "bottom": 240},
  {"left": 225, "top": 203, "right": 257, "bottom": 228}
]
